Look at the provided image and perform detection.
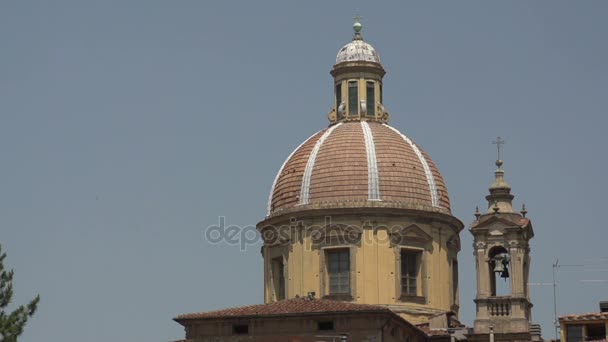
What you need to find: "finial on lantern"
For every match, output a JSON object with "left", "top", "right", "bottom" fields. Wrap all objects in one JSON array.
[
  {"left": 475, "top": 206, "right": 481, "bottom": 220},
  {"left": 521, "top": 203, "right": 528, "bottom": 218},
  {"left": 353, "top": 15, "right": 363, "bottom": 40}
]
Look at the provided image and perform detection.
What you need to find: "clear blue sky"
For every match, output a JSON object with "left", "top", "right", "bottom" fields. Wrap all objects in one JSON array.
[{"left": 2, "top": 1, "right": 607, "bottom": 341}]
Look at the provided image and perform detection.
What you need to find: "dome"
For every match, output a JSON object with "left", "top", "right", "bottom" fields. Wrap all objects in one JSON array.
[
  {"left": 336, "top": 40, "right": 381, "bottom": 64},
  {"left": 266, "top": 121, "right": 451, "bottom": 217}
]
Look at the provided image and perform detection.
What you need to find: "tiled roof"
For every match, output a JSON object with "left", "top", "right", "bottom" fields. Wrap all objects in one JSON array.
[
  {"left": 559, "top": 312, "right": 608, "bottom": 321},
  {"left": 267, "top": 121, "right": 452, "bottom": 217},
  {"left": 175, "top": 297, "right": 391, "bottom": 321},
  {"left": 416, "top": 325, "right": 451, "bottom": 337}
]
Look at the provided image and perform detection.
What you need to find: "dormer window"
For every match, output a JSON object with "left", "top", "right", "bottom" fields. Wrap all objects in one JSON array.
[
  {"left": 366, "top": 81, "right": 375, "bottom": 116},
  {"left": 348, "top": 81, "right": 358, "bottom": 116}
]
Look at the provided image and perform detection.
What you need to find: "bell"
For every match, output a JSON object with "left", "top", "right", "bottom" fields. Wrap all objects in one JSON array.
[{"left": 493, "top": 261, "right": 505, "bottom": 274}]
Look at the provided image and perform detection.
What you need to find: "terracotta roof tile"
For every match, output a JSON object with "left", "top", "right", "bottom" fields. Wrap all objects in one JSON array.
[
  {"left": 271, "top": 130, "right": 326, "bottom": 211},
  {"left": 416, "top": 324, "right": 451, "bottom": 337},
  {"left": 559, "top": 312, "right": 608, "bottom": 321},
  {"left": 268, "top": 121, "right": 452, "bottom": 217},
  {"left": 175, "top": 297, "right": 391, "bottom": 321}
]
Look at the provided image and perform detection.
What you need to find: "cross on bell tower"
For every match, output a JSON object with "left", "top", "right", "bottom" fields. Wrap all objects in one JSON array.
[
  {"left": 469, "top": 139, "right": 535, "bottom": 340},
  {"left": 493, "top": 136, "right": 505, "bottom": 166}
]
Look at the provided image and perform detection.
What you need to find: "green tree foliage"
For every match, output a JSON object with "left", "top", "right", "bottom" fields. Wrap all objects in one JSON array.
[{"left": 0, "top": 244, "right": 40, "bottom": 342}]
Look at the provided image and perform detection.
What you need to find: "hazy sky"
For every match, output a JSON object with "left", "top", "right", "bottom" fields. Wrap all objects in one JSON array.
[{"left": 2, "top": 1, "right": 607, "bottom": 341}]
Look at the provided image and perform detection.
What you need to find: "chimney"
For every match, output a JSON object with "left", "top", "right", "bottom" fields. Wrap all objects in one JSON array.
[{"left": 600, "top": 301, "right": 608, "bottom": 313}]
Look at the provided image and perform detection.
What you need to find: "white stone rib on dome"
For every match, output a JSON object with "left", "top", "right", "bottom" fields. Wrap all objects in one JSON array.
[
  {"left": 383, "top": 124, "right": 440, "bottom": 208},
  {"left": 299, "top": 123, "right": 343, "bottom": 205},
  {"left": 336, "top": 40, "right": 381, "bottom": 64},
  {"left": 266, "top": 130, "right": 322, "bottom": 216},
  {"left": 361, "top": 121, "right": 381, "bottom": 201}
]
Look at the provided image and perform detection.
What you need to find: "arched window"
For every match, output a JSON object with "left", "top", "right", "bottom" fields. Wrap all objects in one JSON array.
[
  {"left": 489, "top": 246, "right": 510, "bottom": 296},
  {"left": 335, "top": 83, "right": 342, "bottom": 109},
  {"left": 348, "top": 81, "right": 358, "bottom": 116},
  {"left": 366, "top": 81, "right": 375, "bottom": 116}
]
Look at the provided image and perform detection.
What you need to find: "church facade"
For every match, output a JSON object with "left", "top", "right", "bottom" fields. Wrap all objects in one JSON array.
[{"left": 174, "top": 19, "right": 538, "bottom": 342}]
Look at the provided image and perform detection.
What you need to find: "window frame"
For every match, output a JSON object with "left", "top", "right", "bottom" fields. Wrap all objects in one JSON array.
[
  {"left": 566, "top": 324, "right": 583, "bottom": 342},
  {"left": 321, "top": 247, "right": 353, "bottom": 300},
  {"left": 366, "top": 81, "right": 376, "bottom": 117},
  {"left": 232, "top": 324, "right": 249, "bottom": 335},
  {"left": 401, "top": 250, "right": 419, "bottom": 296},
  {"left": 348, "top": 80, "right": 359, "bottom": 116},
  {"left": 335, "top": 82, "right": 342, "bottom": 109},
  {"left": 327, "top": 248, "right": 351, "bottom": 295},
  {"left": 398, "top": 247, "right": 426, "bottom": 302},
  {"left": 317, "top": 321, "right": 335, "bottom": 331}
]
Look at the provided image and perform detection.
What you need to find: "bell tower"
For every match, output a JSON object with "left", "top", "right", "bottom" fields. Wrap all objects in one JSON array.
[{"left": 470, "top": 143, "right": 534, "bottom": 339}]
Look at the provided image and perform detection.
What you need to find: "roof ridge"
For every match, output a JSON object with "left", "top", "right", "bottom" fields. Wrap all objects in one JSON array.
[{"left": 175, "top": 297, "right": 392, "bottom": 321}]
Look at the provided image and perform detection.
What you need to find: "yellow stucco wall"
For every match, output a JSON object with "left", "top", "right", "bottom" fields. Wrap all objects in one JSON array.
[{"left": 260, "top": 211, "right": 462, "bottom": 324}]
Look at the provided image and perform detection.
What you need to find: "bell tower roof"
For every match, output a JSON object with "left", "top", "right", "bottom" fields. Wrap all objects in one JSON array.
[
  {"left": 484, "top": 137, "right": 515, "bottom": 214},
  {"left": 485, "top": 159, "right": 515, "bottom": 213}
]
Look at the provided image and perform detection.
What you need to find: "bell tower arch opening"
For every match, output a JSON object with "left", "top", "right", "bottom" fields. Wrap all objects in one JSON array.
[{"left": 488, "top": 245, "right": 510, "bottom": 297}]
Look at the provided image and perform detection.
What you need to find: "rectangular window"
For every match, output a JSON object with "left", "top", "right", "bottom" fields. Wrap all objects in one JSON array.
[
  {"left": 366, "top": 82, "right": 375, "bottom": 116},
  {"left": 401, "top": 250, "right": 420, "bottom": 296},
  {"left": 328, "top": 249, "right": 350, "bottom": 294},
  {"left": 317, "top": 321, "right": 335, "bottom": 331},
  {"left": 348, "top": 81, "right": 358, "bottom": 116},
  {"left": 586, "top": 323, "right": 606, "bottom": 341},
  {"left": 272, "top": 257, "right": 285, "bottom": 300},
  {"left": 566, "top": 325, "right": 583, "bottom": 342},
  {"left": 232, "top": 324, "right": 249, "bottom": 335},
  {"left": 335, "top": 83, "right": 342, "bottom": 108}
]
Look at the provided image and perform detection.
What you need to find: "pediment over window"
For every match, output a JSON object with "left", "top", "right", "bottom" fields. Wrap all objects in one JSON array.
[
  {"left": 471, "top": 215, "right": 520, "bottom": 230},
  {"left": 390, "top": 224, "right": 432, "bottom": 245},
  {"left": 488, "top": 223, "right": 504, "bottom": 236},
  {"left": 324, "top": 223, "right": 362, "bottom": 236}
]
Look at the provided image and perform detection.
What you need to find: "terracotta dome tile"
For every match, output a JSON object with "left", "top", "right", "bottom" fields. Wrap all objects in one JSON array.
[{"left": 267, "top": 121, "right": 452, "bottom": 217}]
